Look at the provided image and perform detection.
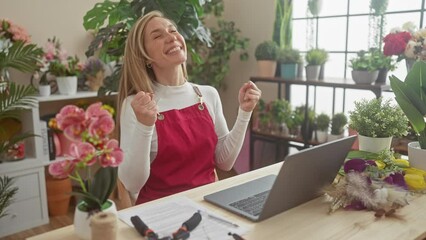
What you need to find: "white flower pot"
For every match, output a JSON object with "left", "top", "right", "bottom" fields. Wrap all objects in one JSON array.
[
  {"left": 358, "top": 135, "right": 392, "bottom": 153},
  {"left": 74, "top": 200, "right": 117, "bottom": 240},
  {"left": 408, "top": 141, "right": 426, "bottom": 171},
  {"left": 327, "top": 133, "right": 344, "bottom": 142},
  {"left": 315, "top": 130, "right": 328, "bottom": 143},
  {"left": 38, "top": 85, "right": 51, "bottom": 97},
  {"left": 56, "top": 76, "right": 78, "bottom": 95},
  {"left": 305, "top": 65, "right": 320, "bottom": 81}
]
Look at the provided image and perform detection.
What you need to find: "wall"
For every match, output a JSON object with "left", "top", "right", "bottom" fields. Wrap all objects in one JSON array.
[
  {"left": 0, "top": 0, "right": 276, "bottom": 125},
  {"left": 0, "top": 0, "right": 98, "bottom": 85},
  {"left": 221, "top": 0, "right": 276, "bottom": 126}
]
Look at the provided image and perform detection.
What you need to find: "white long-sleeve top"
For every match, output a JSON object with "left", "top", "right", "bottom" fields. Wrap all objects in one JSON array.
[{"left": 118, "top": 81, "right": 252, "bottom": 195}]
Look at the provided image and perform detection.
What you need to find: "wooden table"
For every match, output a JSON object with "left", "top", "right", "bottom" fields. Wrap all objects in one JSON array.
[{"left": 29, "top": 163, "right": 426, "bottom": 240}]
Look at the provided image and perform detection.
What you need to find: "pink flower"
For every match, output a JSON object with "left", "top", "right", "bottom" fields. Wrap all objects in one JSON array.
[
  {"left": 99, "top": 139, "right": 123, "bottom": 167},
  {"left": 48, "top": 159, "right": 76, "bottom": 179},
  {"left": 69, "top": 142, "right": 97, "bottom": 166},
  {"left": 56, "top": 105, "right": 86, "bottom": 130}
]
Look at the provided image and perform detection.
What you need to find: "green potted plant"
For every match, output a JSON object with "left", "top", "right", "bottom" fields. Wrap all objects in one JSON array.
[
  {"left": 370, "top": 48, "right": 397, "bottom": 83},
  {"left": 390, "top": 61, "right": 426, "bottom": 170},
  {"left": 278, "top": 48, "right": 301, "bottom": 79},
  {"left": 305, "top": 48, "right": 328, "bottom": 81},
  {"left": 294, "top": 105, "right": 315, "bottom": 141},
  {"left": 255, "top": 40, "right": 280, "bottom": 77},
  {"left": 271, "top": 98, "right": 292, "bottom": 135},
  {"left": 329, "top": 113, "right": 348, "bottom": 141},
  {"left": 315, "top": 113, "right": 330, "bottom": 142},
  {"left": 349, "top": 50, "right": 380, "bottom": 84},
  {"left": 349, "top": 97, "right": 408, "bottom": 153}
]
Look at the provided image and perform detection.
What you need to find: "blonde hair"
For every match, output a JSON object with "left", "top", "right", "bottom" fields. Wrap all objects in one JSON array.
[{"left": 117, "top": 11, "right": 187, "bottom": 130}]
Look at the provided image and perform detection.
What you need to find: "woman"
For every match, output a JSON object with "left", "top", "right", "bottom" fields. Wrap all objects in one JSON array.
[{"left": 117, "top": 11, "right": 261, "bottom": 205}]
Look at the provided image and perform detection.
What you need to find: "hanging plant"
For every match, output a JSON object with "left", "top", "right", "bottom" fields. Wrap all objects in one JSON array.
[
  {"left": 368, "top": 0, "right": 388, "bottom": 49},
  {"left": 273, "top": 0, "right": 293, "bottom": 49},
  {"left": 370, "top": 0, "right": 389, "bottom": 16},
  {"left": 308, "top": 0, "right": 323, "bottom": 17}
]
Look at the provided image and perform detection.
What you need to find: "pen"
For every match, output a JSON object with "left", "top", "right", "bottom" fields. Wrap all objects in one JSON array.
[
  {"left": 206, "top": 213, "right": 239, "bottom": 228},
  {"left": 228, "top": 232, "right": 245, "bottom": 240}
]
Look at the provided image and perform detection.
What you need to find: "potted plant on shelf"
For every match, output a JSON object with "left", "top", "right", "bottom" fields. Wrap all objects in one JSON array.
[
  {"left": 42, "top": 37, "right": 82, "bottom": 95},
  {"left": 370, "top": 48, "right": 397, "bottom": 83},
  {"left": 271, "top": 98, "right": 292, "bottom": 135},
  {"left": 349, "top": 97, "right": 408, "bottom": 153},
  {"left": 349, "top": 50, "right": 380, "bottom": 84},
  {"left": 315, "top": 113, "right": 330, "bottom": 142},
  {"left": 277, "top": 48, "right": 301, "bottom": 79},
  {"left": 390, "top": 61, "right": 426, "bottom": 170},
  {"left": 255, "top": 40, "right": 280, "bottom": 77},
  {"left": 82, "top": 57, "right": 105, "bottom": 92},
  {"left": 328, "top": 113, "right": 348, "bottom": 141},
  {"left": 305, "top": 48, "right": 327, "bottom": 81}
]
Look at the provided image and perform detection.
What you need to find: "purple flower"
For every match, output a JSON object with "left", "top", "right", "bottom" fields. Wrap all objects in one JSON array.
[
  {"left": 384, "top": 173, "right": 408, "bottom": 190},
  {"left": 344, "top": 200, "right": 367, "bottom": 210},
  {"left": 344, "top": 158, "right": 377, "bottom": 173}
]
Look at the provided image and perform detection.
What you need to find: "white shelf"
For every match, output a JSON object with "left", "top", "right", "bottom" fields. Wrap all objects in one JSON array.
[{"left": 36, "top": 91, "right": 98, "bottom": 102}]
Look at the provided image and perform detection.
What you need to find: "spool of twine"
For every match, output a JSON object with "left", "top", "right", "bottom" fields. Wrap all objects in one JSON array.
[{"left": 90, "top": 212, "right": 117, "bottom": 240}]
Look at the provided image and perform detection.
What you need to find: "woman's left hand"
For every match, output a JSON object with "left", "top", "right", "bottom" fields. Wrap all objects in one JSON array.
[{"left": 238, "top": 81, "right": 261, "bottom": 112}]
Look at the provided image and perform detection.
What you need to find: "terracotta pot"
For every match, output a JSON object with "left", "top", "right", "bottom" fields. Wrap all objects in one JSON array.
[{"left": 45, "top": 174, "right": 72, "bottom": 216}]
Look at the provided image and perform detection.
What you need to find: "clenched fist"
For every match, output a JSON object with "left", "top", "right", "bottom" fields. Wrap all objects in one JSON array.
[
  {"left": 238, "top": 81, "right": 261, "bottom": 112},
  {"left": 131, "top": 91, "right": 158, "bottom": 126}
]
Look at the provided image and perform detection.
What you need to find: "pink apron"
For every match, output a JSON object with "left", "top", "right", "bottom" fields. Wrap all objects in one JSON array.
[{"left": 136, "top": 86, "right": 217, "bottom": 204}]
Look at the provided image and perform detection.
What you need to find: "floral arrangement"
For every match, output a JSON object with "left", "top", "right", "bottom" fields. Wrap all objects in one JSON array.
[
  {"left": 323, "top": 150, "right": 426, "bottom": 217},
  {"left": 382, "top": 22, "right": 416, "bottom": 62},
  {"left": 42, "top": 37, "right": 83, "bottom": 77},
  {"left": 48, "top": 102, "right": 123, "bottom": 212},
  {"left": 82, "top": 57, "right": 104, "bottom": 78},
  {"left": 0, "top": 19, "right": 42, "bottom": 78},
  {"left": 405, "top": 27, "right": 426, "bottom": 61},
  {"left": 349, "top": 97, "right": 408, "bottom": 138}
]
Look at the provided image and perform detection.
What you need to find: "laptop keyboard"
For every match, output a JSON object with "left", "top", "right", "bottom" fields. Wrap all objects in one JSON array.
[{"left": 229, "top": 190, "right": 270, "bottom": 216}]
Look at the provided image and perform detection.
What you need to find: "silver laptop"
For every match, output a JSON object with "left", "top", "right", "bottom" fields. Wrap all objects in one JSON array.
[{"left": 204, "top": 136, "right": 356, "bottom": 222}]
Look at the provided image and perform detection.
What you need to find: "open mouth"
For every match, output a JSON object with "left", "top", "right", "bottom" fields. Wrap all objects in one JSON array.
[{"left": 165, "top": 46, "right": 182, "bottom": 55}]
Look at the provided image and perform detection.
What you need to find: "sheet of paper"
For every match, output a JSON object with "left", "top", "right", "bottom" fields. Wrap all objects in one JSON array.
[{"left": 118, "top": 197, "right": 248, "bottom": 240}]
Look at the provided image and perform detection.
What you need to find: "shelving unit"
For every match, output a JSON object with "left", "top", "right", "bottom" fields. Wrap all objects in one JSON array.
[
  {"left": 249, "top": 76, "right": 390, "bottom": 170},
  {"left": 0, "top": 91, "right": 116, "bottom": 237}
]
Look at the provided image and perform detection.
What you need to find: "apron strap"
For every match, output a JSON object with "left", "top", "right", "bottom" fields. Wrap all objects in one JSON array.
[{"left": 192, "top": 85, "right": 204, "bottom": 110}]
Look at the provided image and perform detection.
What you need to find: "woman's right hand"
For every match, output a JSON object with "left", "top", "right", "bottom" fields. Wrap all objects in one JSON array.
[{"left": 130, "top": 91, "right": 158, "bottom": 126}]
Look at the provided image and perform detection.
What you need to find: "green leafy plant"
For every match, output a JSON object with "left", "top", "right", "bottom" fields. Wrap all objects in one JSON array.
[
  {"left": 305, "top": 48, "right": 328, "bottom": 66},
  {"left": 271, "top": 98, "right": 292, "bottom": 124},
  {"left": 316, "top": 113, "right": 330, "bottom": 131},
  {"left": 187, "top": 0, "right": 249, "bottom": 89},
  {"left": 0, "top": 176, "right": 18, "bottom": 219},
  {"left": 349, "top": 50, "right": 381, "bottom": 71},
  {"left": 273, "top": 0, "right": 293, "bottom": 49},
  {"left": 390, "top": 61, "right": 426, "bottom": 149},
  {"left": 370, "top": 48, "right": 396, "bottom": 71},
  {"left": 349, "top": 97, "right": 408, "bottom": 138},
  {"left": 255, "top": 41, "right": 280, "bottom": 61},
  {"left": 0, "top": 82, "right": 38, "bottom": 158},
  {"left": 278, "top": 48, "right": 301, "bottom": 64},
  {"left": 83, "top": 0, "right": 213, "bottom": 92},
  {"left": 331, "top": 113, "right": 348, "bottom": 135}
]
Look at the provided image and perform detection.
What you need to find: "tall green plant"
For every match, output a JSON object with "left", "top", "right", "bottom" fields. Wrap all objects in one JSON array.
[
  {"left": 187, "top": 0, "right": 249, "bottom": 89},
  {"left": 83, "top": 0, "right": 214, "bottom": 92},
  {"left": 273, "top": 0, "right": 293, "bottom": 50}
]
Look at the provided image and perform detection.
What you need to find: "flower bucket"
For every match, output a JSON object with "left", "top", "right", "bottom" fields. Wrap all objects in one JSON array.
[
  {"left": 358, "top": 135, "right": 392, "bottom": 153},
  {"left": 45, "top": 174, "right": 72, "bottom": 216},
  {"left": 74, "top": 200, "right": 117, "bottom": 240},
  {"left": 56, "top": 76, "right": 77, "bottom": 95},
  {"left": 408, "top": 142, "right": 426, "bottom": 171}
]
